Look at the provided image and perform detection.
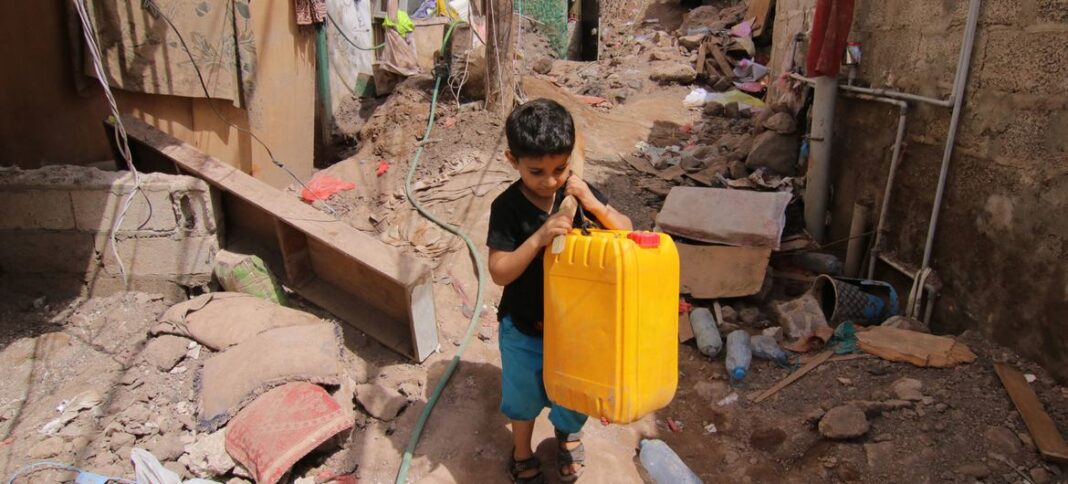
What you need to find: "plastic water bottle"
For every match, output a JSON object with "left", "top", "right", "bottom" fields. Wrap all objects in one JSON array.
[
  {"left": 750, "top": 334, "right": 787, "bottom": 364},
  {"left": 639, "top": 439, "right": 702, "bottom": 484},
  {"left": 689, "top": 308, "right": 722, "bottom": 357},
  {"left": 725, "top": 330, "right": 752, "bottom": 381}
]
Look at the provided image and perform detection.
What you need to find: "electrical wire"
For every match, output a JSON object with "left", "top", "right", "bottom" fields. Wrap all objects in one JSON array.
[
  {"left": 143, "top": 0, "right": 340, "bottom": 217},
  {"left": 73, "top": 0, "right": 140, "bottom": 286},
  {"left": 327, "top": 11, "right": 385, "bottom": 51},
  {"left": 394, "top": 21, "right": 485, "bottom": 484}
]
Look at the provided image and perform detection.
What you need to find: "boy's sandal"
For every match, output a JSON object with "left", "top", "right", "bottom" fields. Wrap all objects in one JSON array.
[
  {"left": 508, "top": 450, "right": 544, "bottom": 484},
  {"left": 555, "top": 429, "right": 586, "bottom": 482}
]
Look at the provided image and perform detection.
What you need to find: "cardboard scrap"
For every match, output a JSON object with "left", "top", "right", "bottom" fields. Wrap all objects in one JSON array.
[
  {"left": 856, "top": 326, "right": 976, "bottom": 368},
  {"left": 657, "top": 187, "right": 792, "bottom": 249},
  {"left": 677, "top": 243, "right": 770, "bottom": 299}
]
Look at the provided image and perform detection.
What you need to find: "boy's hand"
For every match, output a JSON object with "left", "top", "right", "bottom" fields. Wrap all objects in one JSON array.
[
  {"left": 536, "top": 211, "right": 573, "bottom": 247},
  {"left": 565, "top": 176, "right": 602, "bottom": 212}
]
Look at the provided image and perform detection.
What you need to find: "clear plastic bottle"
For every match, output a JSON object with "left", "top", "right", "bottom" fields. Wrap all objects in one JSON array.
[
  {"left": 750, "top": 334, "right": 787, "bottom": 364},
  {"left": 639, "top": 439, "right": 703, "bottom": 484},
  {"left": 725, "top": 330, "right": 752, "bottom": 381},
  {"left": 689, "top": 308, "right": 722, "bottom": 357}
]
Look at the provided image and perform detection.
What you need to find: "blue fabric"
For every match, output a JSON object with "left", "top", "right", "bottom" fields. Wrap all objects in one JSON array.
[{"left": 498, "top": 314, "right": 587, "bottom": 434}]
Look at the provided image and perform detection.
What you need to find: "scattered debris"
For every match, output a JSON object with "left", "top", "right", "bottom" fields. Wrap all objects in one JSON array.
[
  {"left": 182, "top": 429, "right": 236, "bottom": 478},
  {"left": 650, "top": 63, "right": 698, "bottom": 84},
  {"left": 752, "top": 350, "right": 833, "bottom": 403},
  {"left": 39, "top": 390, "right": 102, "bottom": 435},
  {"left": 300, "top": 174, "right": 356, "bottom": 202},
  {"left": 890, "top": 378, "right": 925, "bottom": 402},
  {"left": 857, "top": 327, "right": 977, "bottom": 368},
  {"left": 213, "top": 250, "right": 288, "bottom": 305},
  {"left": 818, "top": 405, "right": 870, "bottom": 440},
  {"left": 226, "top": 383, "right": 353, "bottom": 484},
  {"left": 355, "top": 383, "right": 409, "bottom": 422},
  {"left": 198, "top": 323, "right": 343, "bottom": 431},
  {"left": 716, "top": 393, "right": 739, "bottom": 407},
  {"left": 142, "top": 334, "right": 191, "bottom": 372}
]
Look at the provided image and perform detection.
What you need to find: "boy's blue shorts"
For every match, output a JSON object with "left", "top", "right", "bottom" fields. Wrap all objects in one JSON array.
[{"left": 498, "top": 314, "right": 587, "bottom": 434}]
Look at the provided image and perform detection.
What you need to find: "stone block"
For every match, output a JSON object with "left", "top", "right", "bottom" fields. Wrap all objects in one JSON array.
[
  {"left": 71, "top": 189, "right": 178, "bottom": 233},
  {"left": 98, "top": 234, "right": 218, "bottom": 277},
  {"left": 1038, "top": 0, "right": 1068, "bottom": 24},
  {"left": 0, "top": 231, "right": 96, "bottom": 274},
  {"left": 982, "top": 30, "right": 1068, "bottom": 95},
  {"left": 0, "top": 191, "right": 75, "bottom": 230}
]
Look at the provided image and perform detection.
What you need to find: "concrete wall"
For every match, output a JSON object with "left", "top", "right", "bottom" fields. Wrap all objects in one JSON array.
[
  {"left": 0, "top": 0, "right": 316, "bottom": 190},
  {"left": 818, "top": 1, "right": 1068, "bottom": 381},
  {"left": 0, "top": 166, "right": 221, "bottom": 302}
]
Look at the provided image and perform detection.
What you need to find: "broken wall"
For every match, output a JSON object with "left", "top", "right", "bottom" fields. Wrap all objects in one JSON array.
[
  {"left": 818, "top": 1, "right": 1068, "bottom": 381},
  {"left": 0, "top": 0, "right": 316, "bottom": 190},
  {"left": 0, "top": 166, "right": 221, "bottom": 302}
]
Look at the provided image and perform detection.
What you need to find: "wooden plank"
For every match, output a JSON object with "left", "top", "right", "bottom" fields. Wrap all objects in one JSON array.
[
  {"left": 747, "top": 0, "right": 774, "bottom": 37},
  {"left": 709, "top": 46, "right": 735, "bottom": 78},
  {"left": 752, "top": 350, "right": 833, "bottom": 403},
  {"left": 120, "top": 116, "right": 439, "bottom": 361},
  {"left": 656, "top": 165, "right": 686, "bottom": 181},
  {"left": 676, "top": 243, "right": 770, "bottom": 299},
  {"left": 995, "top": 363, "right": 1068, "bottom": 464},
  {"left": 857, "top": 326, "right": 977, "bottom": 368},
  {"left": 622, "top": 154, "right": 658, "bottom": 176},
  {"left": 695, "top": 42, "right": 708, "bottom": 77},
  {"left": 678, "top": 311, "right": 694, "bottom": 343}
]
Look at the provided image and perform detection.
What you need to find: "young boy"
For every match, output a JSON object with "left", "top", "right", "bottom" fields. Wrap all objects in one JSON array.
[{"left": 487, "top": 98, "right": 633, "bottom": 483}]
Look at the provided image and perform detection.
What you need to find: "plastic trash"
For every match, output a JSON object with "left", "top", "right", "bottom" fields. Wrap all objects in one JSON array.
[
  {"left": 300, "top": 174, "right": 356, "bottom": 202},
  {"left": 730, "top": 20, "right": 752, "bottom": 38},
  {"left": 725, "top": 330, "right": 752, "bottom": 381},
  {"left": 690, "top": 308, "right": 723, "bottom": 357},
  {"left": 639, "top": 439, "right": 703, "bottom": 484},
  {"left": 213, "top": 250, "right": 288, "bottom": 305},
  {"left": 750, "top": 334, "right": 788, "bottom": 364}
]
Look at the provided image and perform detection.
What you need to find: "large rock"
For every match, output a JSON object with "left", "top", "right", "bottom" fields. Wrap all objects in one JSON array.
[
  {"left": 650, "top": 63, "right": 697, "bottom": 84},
  {"left": 746, "top": 131, "right": 800, "bottom": 176},
  {"left": 984, "top": 426, "right": 1023, "bottom": 456},
  {"left": 863, "top": 441, "right": 894, "bottom": 467},
  {"left": 142, "top": 335, "right": 190, "bottom": 372},
  {"left": 763, "top": 112, "right": 798, "bottom": 134},
  {"left": 532, "top": 57, "right": 553, "bottom": 75},
  {"left": 183, "top": 430, "right": 236, "bottom": 478},
  {"left": 819, "top": 405, "right": 870, "bottom": 440},
  {"left": 679, "top": 34, "right": 706, "bottom": 50},
  {"left": 890, "top": 378, "right": 924, "bottom": 402},
  {"left": 956, "top": 463, "right": 990, "bottom": 479},
  {"left": 356, "top": 383, "right": 408, "bottom": 421}
]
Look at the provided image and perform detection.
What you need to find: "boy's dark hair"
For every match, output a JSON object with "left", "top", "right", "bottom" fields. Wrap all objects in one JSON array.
[{"left": 505, "top": 98, "right": 575, "bottom": 159}]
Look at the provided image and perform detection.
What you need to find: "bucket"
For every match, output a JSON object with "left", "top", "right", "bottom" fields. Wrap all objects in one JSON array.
[{"left": 810, "top": 275, "right": 898, "bottom": 325}]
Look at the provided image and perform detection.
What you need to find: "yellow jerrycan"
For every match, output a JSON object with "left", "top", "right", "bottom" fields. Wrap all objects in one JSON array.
[{"left": 543, "top": 229, "right": 680, "bottom": 424}]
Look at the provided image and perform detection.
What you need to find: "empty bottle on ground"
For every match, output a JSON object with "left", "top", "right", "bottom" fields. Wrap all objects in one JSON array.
[
  {"left": 750, "top": 334, "right": 788, "bottom": 364},
  {"left": 689, "top": 307, "right": 722, "bottom": 357},
  {"left": 725, "top": 330, "right": 752, "bottom": 381},
  {"left": 639, "top": 439, "right": 703, "bottom": 484}
]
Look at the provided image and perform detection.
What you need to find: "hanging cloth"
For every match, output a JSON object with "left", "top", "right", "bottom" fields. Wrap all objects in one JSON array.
[{"left": 806, "top": 0, "right": 855, "bottom": 77}]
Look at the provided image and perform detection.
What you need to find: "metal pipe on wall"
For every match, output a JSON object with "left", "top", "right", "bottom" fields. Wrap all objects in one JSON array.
[
  {"left": 844, "top": 201, "right": 871, "bottom": 277},
  {"left": 920, "top": 0, "right": 982, "bottom": 270},
  {"left": 804, "top": 76, "right": 838, "bottom": 243}
]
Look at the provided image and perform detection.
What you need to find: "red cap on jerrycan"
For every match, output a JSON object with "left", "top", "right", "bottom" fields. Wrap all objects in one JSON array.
[{"left": 627, "top": 231, "right": 660, "bottom": 248}]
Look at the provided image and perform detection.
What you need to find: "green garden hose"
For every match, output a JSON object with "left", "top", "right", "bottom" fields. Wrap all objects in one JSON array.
[{"left": 395, "top": 21, "right": 485, "bottom": 484}]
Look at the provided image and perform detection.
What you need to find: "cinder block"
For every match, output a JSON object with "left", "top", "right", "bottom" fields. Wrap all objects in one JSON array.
[
  {"left": 84, "top": 274, "right": 191, "bottom": 303},
  {"left": 0, "top": 190, "right": 75, "bottom": 230},
  {"left": 98, "top": 234, "right": 218, "bottom": 277},
  {"left": 71, "top": 188, "right": 179, "bottom": 233},
  {"left": 0, "top": 231, "right": 96, "bottom": 274}
]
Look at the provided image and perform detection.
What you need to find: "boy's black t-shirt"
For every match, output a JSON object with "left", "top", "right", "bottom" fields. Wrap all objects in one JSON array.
[{"left": 487, "top": 179, "right": 609, "bottom": 337}]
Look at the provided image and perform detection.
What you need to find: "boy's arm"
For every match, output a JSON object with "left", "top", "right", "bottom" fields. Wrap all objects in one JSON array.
[
  {"left": 488, "top": 211, "right": 573, "bottom": 286},
  {"left": 565, "top": 177, "right": 634, "bottom": 231}
]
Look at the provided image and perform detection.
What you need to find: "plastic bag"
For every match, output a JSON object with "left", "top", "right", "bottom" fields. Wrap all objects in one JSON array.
[{"left": 300, "top": 174, "right": 356, "bottom": 202}]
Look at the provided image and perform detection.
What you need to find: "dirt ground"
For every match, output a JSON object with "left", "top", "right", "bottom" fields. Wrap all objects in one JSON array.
[{"left": 3, "top": 0, "right": 1068, "bottom": 483}]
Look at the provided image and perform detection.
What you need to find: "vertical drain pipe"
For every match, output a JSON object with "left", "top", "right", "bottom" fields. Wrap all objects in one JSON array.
[
  {"left": 919, "top": 0, "right": 981, "bottom": 270},
  {"left": 805, "top": 76, "right": 838, "bottom": 243}
]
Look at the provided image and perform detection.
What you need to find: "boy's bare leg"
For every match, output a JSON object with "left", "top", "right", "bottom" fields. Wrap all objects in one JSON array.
[{"left": 511, "top": 419, "right": 538, "bottom": 478}]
